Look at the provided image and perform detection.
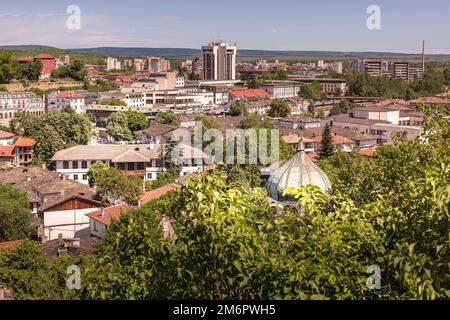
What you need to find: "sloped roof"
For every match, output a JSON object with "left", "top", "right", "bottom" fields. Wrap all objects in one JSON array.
[
  {"left": 0, "top": 131, "right": 15, "bottom": 139},
  {"left": 86, "top": 203, "right": 130, "bottom": 226},
  {"left": 311, "top": 135, "right": 355, "bottom": 145},
  {"left": 228, "top": 88, "right": 271, "bottom": 99},
  {"left": 140, "top": 183, "right": 179, "bottom": 205},
  {"left": 0, "top": 146, "right": 15, "bottom": 157},
  {"left": 14, "top": 137, "right": 36, "bottom": 147}
]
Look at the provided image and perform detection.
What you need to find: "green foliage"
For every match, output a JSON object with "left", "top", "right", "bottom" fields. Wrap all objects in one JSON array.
[
  {"left": 51, "top": 60, "right": 86, "bottom": 81},
  {"left": 145, "top": 167, "right": 179, "bottom": 191},
  {"left": 318, "top": 124, "right": 334, "bottom": 159},
  {"left": 17, "top": 60, "right": 42, "bottom": 81},
  {"left": 94, "top": 166, "right": 143, "bottom": 205},
  {"left": 106, "top": 112, "right": 134, "bottom": 141},
  {"left": 83, "top": 79, "right": 115, "bottom": 93},
  {"left": 228, "top": 100, "right": 248, "bottom": 117},
  {"left": 125, "top": 111, "right": 148, "bottom": 133},
  {"left": 100, "top": 98, "right": 127, "bottom": 106},
  {"left": 0, "top": 240, "right": 81, "bottom": 300},
  {"left": 329, "top": 100, "right": 355, "bottom": 116},
  {"left": 194, "top": 115, "right": 219, "bottom": 131},
  {"left": 0, "top": 183, "right": 33, "bottom": 242},
  {"left": 261, "top": 69, "right": 289, "bottom": 81},
  {"left": 299, "top": 81, "right": 325, "bottom": 101},
  {"left": 155, "top": 111, "right": 178, "bottom": 125},
  {"left": 87, "top": 161, "right": 110, "bottom": 187},
  {"left": 0, "top": 50, "right": 18, "bottom": 84},
  {"left": 346, "top": 68, "right": 450, "bottom": 99},
  {"left": 268, "top": 99, "right": 290, "bottom": 118},
  {"left": 17, "top": 110, "right": 93, "bottom": 167},
  {"left": 32, "top": 125, "right": 65, "bottom": 168}
]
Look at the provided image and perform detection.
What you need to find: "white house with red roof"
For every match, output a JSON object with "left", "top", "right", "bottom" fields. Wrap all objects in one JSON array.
[
  {"left": 311, "top": 134, "right": 355, "bottom": 152},
  {"left": 86, "top": 183, "right": 179, "bottom": 238},
  {"left": 47, "top": 91, "right": 87, "bottom": 113},
  {"left": 0, "top": 130, "right": 15, "bottom": 146},
  {"left": 0, "top": 136, "right": 36, "bottom": 167}
]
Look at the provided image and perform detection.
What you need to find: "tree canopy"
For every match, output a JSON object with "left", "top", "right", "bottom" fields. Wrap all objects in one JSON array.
[
  {"left": 155, "top": 111, "right": 178, "bottom": 125},
  {"left": 0, "top": 183, "right": 33, "bottom": 242},
  {"left": 268, "top": 99, "right": 290, "bottom": 118}
]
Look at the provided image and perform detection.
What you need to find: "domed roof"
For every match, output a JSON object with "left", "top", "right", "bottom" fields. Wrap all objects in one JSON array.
[{"left": 266, "top": 139, "right": 331, "bottom": 201}]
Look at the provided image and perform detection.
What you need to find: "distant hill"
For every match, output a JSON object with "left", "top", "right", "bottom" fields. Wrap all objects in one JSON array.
[
  {"left": 0, "top": 45, "right": 58, "bottom": 50},
  {"left": 1, "top": 45, "right": 409, "bottom": 58}
]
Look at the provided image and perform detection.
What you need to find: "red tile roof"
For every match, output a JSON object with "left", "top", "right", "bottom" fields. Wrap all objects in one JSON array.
[
  {"left": 228, "top": 88, "right": 271, "bottom": 99},
  {"left": 17, "top": 57, "right": 33, "bottom": 63},
  {"left": 34, "top": 54, "right": 55, "bottom": 59},
  {"left": 311, "top": 135, "right": 354, "bottom": 145},
  {"left": 0, "top": 240, "right": 22, "bottom": 253},
  {"left": 14, "top": 137, "right": 36, "bottom": 147},
  {"left": 0, "top": 145, "right": 15, "bottom": 157},
  {"left": 0, "top": 131, "right": 15, "bottom": 139},
  {"left": 359, "top": 146, "right": 379, "bottom": 158},
  {"left": 86, "top": 203, "right": 130, "bottom": 226},
  {"left": 140, "top": 183, "right": 179, "bottom": 205}
]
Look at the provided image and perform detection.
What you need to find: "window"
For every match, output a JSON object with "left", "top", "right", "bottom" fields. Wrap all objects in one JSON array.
[
  {"left": 73, "top": 174, "right": 78, "bottom": 181},
  {"left": 63, "top": 161, "right": 69, "bottom": 169},
  {"left": 93, "top": 221, "right": 98, "bottom": 232},
  {"left": 72, "top": 161, "right": 78, "bottom": 169},
  {"left": 147, "top": 173, "right": 153, "bottom": 180},
  {"left": 83, "top": 174, "right": 88, "bottom": 181},
  {"left": 81, "top": 161, "right": 87, "bottom": 169},
  {"left": 137, "top": 162, "right": 145, "bottom": 170}
]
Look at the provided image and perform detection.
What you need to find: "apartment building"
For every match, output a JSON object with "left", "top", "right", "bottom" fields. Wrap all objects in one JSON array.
[
  {"left": 148, "top": 57, "right": 171, "bottom": 73},
  {"left": 202, "top": 42, "right": 237, "bottom": 80},
  {"left": 290, "top": 78, "right": 347, "bottom": 96},
  {"left": 0, "top": 92, "right": 45, "bottom": 126},
  {"left": 52, "top": 144, "right": 208, "bottom": 184},
  {"left": 106, "top": 57, "right": 122, "bottom": 71},
  {"left": 260, "top": 81, "right": 302, "bottom": 99},
  {"left": 48, "top": 91, "right": 98, "bottom": 114}
]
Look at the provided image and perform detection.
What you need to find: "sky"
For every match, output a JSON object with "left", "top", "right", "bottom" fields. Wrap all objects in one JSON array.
[{"left": 1, "top": 0, "right": 450, "bottom": 53}]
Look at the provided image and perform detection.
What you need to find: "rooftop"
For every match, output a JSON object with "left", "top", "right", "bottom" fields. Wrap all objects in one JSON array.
[
  {"left": 228, "top": 88, "right": 271, "bottom": 99},
  {"left": 86, "top": 203, "right": 130, "bottom": 226},
  {"left": 140, "top": 183, "right": 180, "bottom": 206},
  {"left": 0, "top": 131, "right": 15, "bottom": 140},
  {"left": 14, "top": 137, "right": 36, "bottom": 148}
]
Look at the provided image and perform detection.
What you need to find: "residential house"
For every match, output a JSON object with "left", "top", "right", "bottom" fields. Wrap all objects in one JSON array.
[
  {"left": 311, "top": 134, "right": 355, "bottom": 152},
  {"left": 87, "top": 183, "right": 179, "bottom": 238},
  {"left": 0, "top": 131, "right": 15, "bottom": 146},
  {"left": 0, "top": 136, "right": 36, "bottom": 167},
  {"left": 52, "top": 144, "right": 208, "bottom": 184},
  {"left": 278, "top": 115, "right": 321, "bottom": 130}
]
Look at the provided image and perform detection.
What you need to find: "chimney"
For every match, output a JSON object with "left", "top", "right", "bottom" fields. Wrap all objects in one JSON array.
[
  {"left": 101, "top": 207, "right": 105, "bottom": 217},
  {"left": 150, "top": 143, "right": 154, "bottom": 150}
]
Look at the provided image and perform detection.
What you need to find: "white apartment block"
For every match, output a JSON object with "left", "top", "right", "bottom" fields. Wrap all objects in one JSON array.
[
  {"left": 0, "top": 92, "right": 45, "bottom": 126},
  {"left": 260, "top": 81, "right": 302, "bottom": 99},
  {"left": 106, "top": 57, "right": 122, "bottom": 71},
  {"left": 48, "top": 91, "right": 86, "bottom": 113}
]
